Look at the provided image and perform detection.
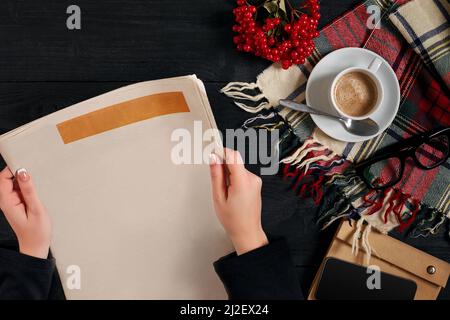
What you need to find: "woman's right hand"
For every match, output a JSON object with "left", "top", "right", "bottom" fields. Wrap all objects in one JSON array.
[
  {"left": 0, "top": 167, "right": 52, "bottom": 259},
  {"left": 209, "top": 149, "right": 268, "bottom": 255}
]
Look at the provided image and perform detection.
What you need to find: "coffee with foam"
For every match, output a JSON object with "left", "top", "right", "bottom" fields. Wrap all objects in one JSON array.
[{"left": 334, "top": 71, "right": 378, "bottom": 117}]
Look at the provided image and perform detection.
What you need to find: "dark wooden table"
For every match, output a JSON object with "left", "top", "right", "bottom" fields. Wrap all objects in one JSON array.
[{"left": 0, "top": 0, "right": 448, "bottom": 299}]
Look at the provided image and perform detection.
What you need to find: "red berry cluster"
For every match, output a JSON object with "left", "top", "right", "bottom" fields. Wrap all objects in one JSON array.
[{"left": 233, "top": 0, "right": 320, "bottom": 69}]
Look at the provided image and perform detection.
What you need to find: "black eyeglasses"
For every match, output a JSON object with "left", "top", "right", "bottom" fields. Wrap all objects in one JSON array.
[{"left": 355, "top": 127, "right": 450, "bottom": 190}]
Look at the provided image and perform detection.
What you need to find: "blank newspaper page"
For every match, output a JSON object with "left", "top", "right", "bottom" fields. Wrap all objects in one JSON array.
[{"left": 0, "top": 75, "right": 233, "bottom": 299}]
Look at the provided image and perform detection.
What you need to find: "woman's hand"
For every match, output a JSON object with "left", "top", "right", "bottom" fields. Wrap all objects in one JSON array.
[
  {"left": 0, "top": 168, "right": 51, "bottom": 259},
  {"left": 209, "top": 149, "right": 268, "bottom": 255}
]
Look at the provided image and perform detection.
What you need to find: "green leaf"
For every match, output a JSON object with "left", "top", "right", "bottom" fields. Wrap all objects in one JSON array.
[
  {"left": 263, "top": 1, "right": 277, "bottom": 15},
  {"left": 263, "top": 0, "right": 287, "bottom": 17},
  {"left": 279, "top": 0, "right": 287, "bottom": 14}
]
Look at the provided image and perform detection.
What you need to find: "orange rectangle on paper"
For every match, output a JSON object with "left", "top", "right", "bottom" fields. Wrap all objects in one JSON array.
[{"left": 57, "top": 92, "right": 190, "bottom": 144}]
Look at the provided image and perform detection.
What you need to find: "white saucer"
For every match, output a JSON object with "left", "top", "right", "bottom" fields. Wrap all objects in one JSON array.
[{"left": 305, "top": 47, "right": 400, "bottom": 142}]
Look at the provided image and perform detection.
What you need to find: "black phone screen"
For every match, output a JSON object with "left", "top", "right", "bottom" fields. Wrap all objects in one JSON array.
[{"left": 315, "top": 258, "right": 417, "bottom": 300}]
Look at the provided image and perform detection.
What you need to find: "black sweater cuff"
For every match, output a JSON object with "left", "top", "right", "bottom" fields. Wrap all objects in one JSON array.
[
  {"left": 0, "top": 248, "right": 55, "bottom": 300},
  {"left": 214, "top": 239, "right": 303, "bottom": 300}
]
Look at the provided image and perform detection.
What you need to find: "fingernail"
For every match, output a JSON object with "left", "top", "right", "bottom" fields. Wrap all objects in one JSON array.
[
  {"left": 16, "top": 168, "right": 30, "bottom": 182},
  {"left": 209, "top": 153, "right": 218, "bottom": 165}
]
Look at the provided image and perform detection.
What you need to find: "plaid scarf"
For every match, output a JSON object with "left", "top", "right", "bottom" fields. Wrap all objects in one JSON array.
[
  {"left": 222, "top": 0, "right": 450, "bottom": 241},
  {"left": 390, "top": 0, "right": 450, "bottom": 91}
]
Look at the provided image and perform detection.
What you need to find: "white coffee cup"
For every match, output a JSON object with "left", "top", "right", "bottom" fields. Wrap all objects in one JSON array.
[{"left": 329, "top": 57, "right": 384, "bottom": 120}]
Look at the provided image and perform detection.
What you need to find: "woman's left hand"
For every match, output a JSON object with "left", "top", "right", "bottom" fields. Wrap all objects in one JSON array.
[{"left": 0, "top": 167, "right": 52, "bottom": 259}]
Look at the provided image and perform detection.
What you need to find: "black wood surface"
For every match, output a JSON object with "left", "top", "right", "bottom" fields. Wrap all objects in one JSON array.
[{"left": 0, "top": 0, "right": 448, "bottom": 299}]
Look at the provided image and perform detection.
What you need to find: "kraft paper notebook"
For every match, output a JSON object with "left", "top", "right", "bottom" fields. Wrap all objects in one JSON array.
[
  {"left": 308, "top": 222, "right": 450, "bottom": 300},
  {"left": 0, "top": 75, "right": 234, "bottom": 299}
]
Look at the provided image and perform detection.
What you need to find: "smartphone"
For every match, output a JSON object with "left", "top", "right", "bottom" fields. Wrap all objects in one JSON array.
[{"left": 315, "top": 258, "right": 417, "bottom": 300}]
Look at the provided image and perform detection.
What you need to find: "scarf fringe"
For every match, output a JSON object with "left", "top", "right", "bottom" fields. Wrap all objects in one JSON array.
[
  {"left": 320, "top": 208, "right": 350, "bottom": 230},
  {"left": 410, "top": 208, "right": 449, "bottom": 238},
  {"left": 234, "top": 100, "right": 270, "bottom": 113},
  {"left": 282, "top": 164, "right": 325, "bottom": 205},
  {"left": 221, "top": 82, "right": 270, "bottom": 113},
  {"left": 351, "top": 218, "right": 376, "bottom": 265},
  {"left": 352, "top": 218, "right": 364, "bottom": 256},
  {"left": 242, "top": 112, "right": 277, "bottom": 129},
  {"left": 362, "top": 224, "right": 375, "bottom": 265},
  {"left": 317, "top": 170, "right": 450, "bottom": 239},
  {"left": 280, "top": 138, "right": 336, "bottom": 171},
  {"left": 362, "top": 188, "right": 421, "bottom": 233},
  {"left": 280, "top": 139, "right": 445, "bottom": 237},
  {"left": 221, "top": 81, "right": 260, "bottom": 94}
]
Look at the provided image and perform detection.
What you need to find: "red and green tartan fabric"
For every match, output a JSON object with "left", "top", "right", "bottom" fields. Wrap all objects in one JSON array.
[
  {"left": 389, "top": 0, "right": 450, "bottom": 91},
  {"left": 222, "top": 0, "right": 449, "bottom": 239},
  {"left": 290, "top": 0, "right": 450, "bottom": 236}
]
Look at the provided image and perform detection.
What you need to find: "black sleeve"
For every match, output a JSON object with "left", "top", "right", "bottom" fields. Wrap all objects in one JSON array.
[
  {"left": 0, "top": 248, "right": 55, "bottom": 300},
  {"left": 214, "top": 239, "right": 304, "bottom": 300}
]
